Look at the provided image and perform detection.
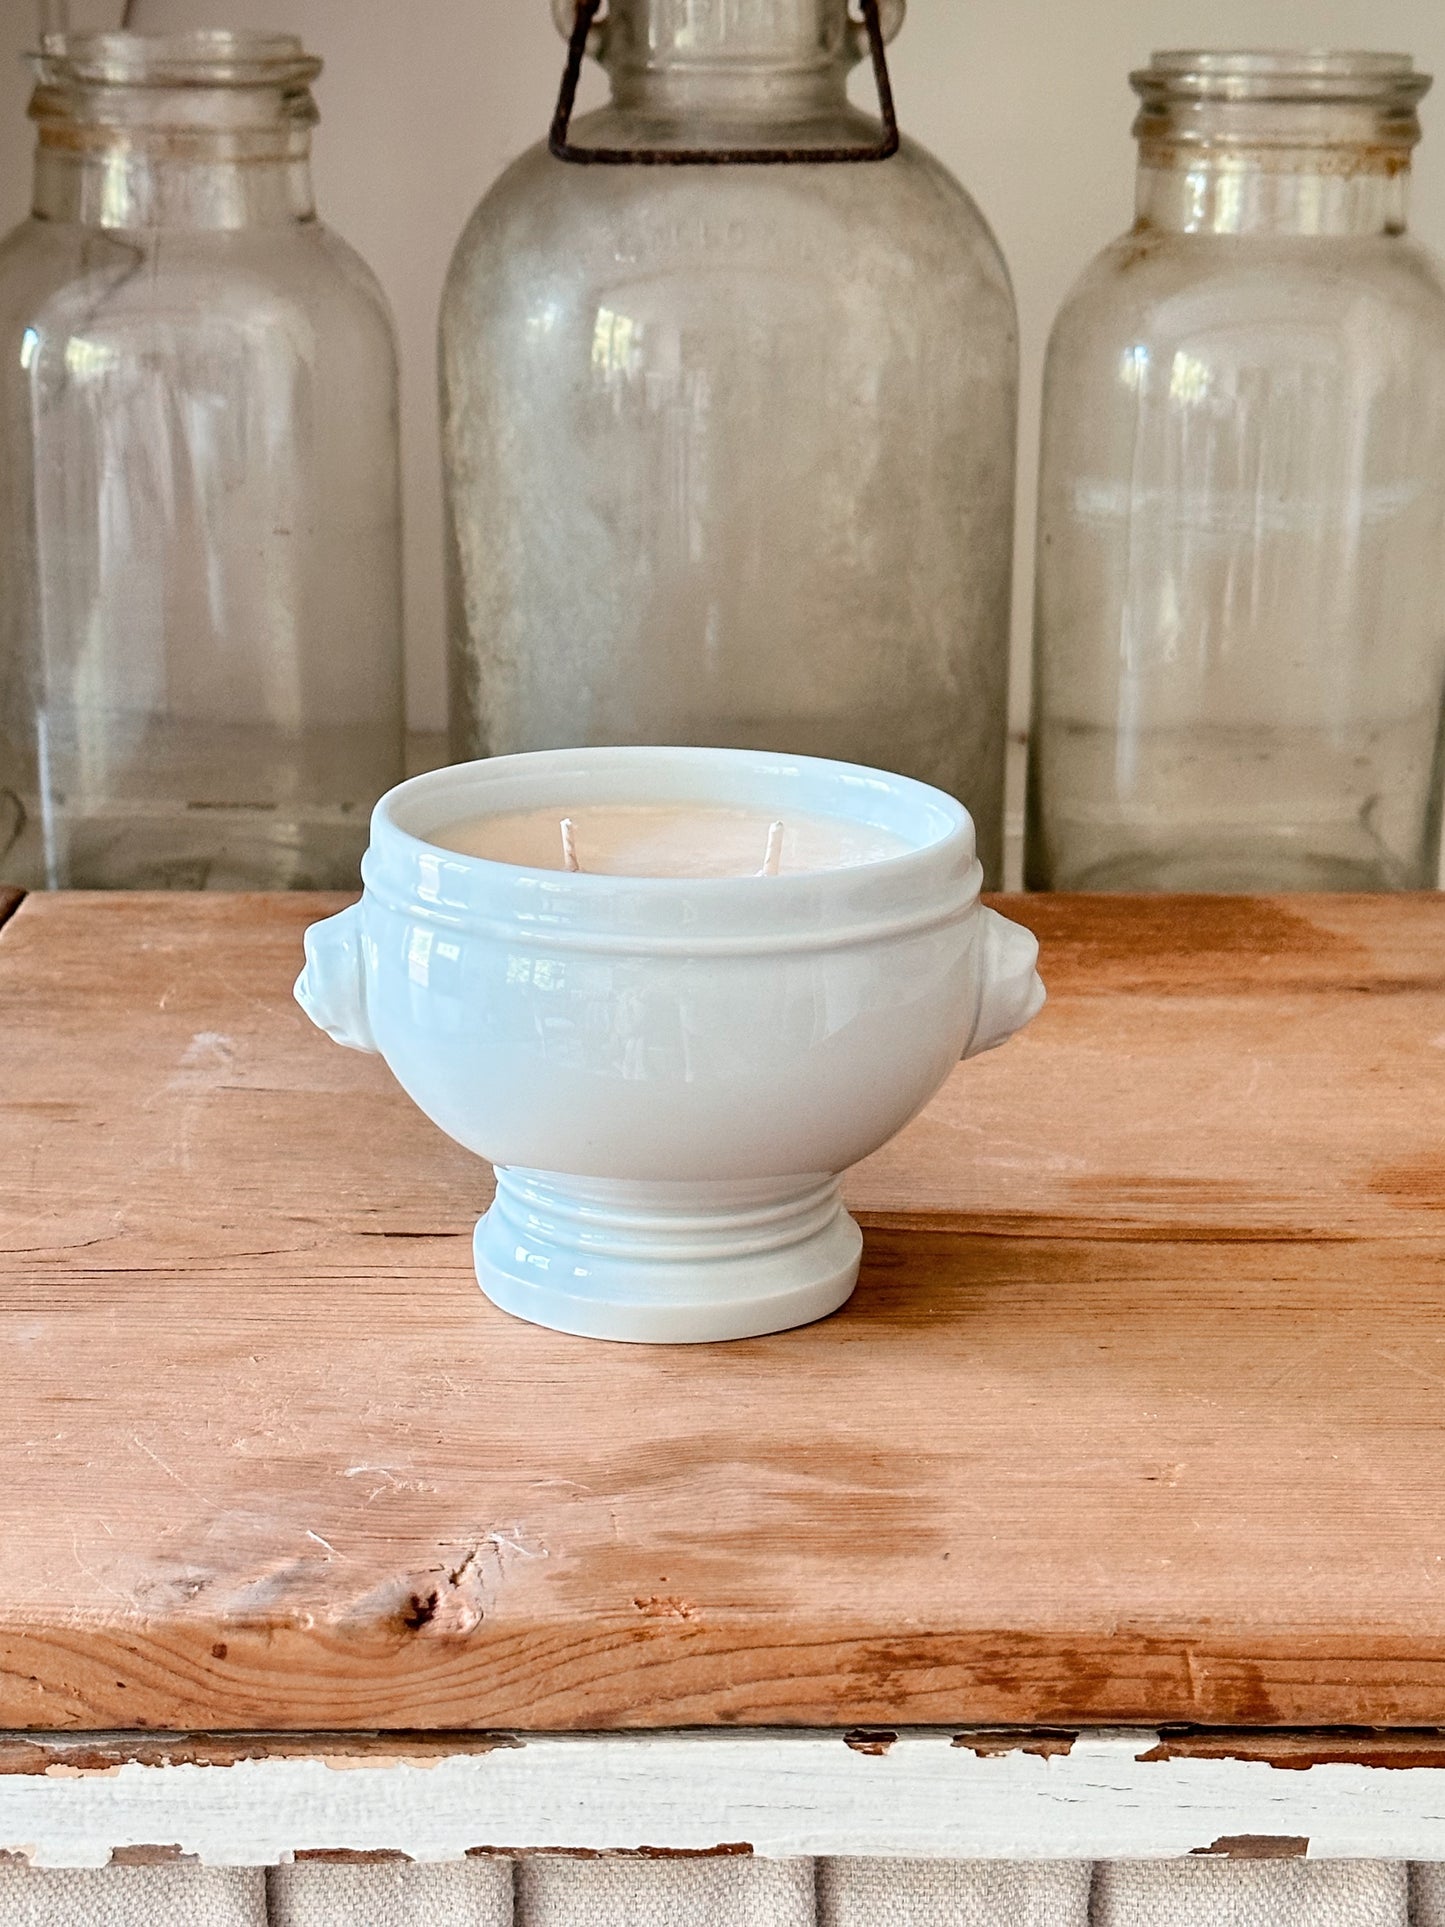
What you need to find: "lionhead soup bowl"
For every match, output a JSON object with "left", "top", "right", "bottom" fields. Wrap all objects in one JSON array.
[{"left": 296, "top": 747, "right": 1045, "bottom": 1343}]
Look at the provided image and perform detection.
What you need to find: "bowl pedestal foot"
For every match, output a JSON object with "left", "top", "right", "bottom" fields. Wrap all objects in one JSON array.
[{"left": 473, "top": 1168, "right": 862, "bottom": 1344}]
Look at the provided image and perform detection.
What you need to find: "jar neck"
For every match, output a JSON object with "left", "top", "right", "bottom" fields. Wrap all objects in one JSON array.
[
  {"left": 598, "top": 0, "right": 861, "bottom": 124},
  {"left": 609, "top": 66, "right": 850, "bottom": 119},
  {"left": 28, "top": 30, "right": 320, "bottom": 230},
  {"left": 1130, "top": 50, "right": 1428, "bottom": 237},
  {"left": 1134, "top": 159, "right": 1410, "bottom": 237},
  {"left": 33, "top": 131, "right": 315, "bottom": 229}
]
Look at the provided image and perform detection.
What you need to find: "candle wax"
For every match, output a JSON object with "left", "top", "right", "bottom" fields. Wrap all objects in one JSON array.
[{"left": 432, "top": 804, "right": 912, "bottom": 878}]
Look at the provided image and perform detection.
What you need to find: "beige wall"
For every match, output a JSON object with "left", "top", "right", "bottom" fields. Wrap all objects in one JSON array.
[{"left": 5, "top": 0, "right": 1445, "bottom": 736}]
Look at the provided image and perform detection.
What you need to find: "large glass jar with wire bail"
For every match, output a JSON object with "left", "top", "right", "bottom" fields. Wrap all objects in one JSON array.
[
  {"left": 0, "top": 32, "right": 404, "bottom": 890},
  {"left": 1028, "top": 52, "right": 1445, "bottom": 893},
  {"left": 440, "top": 0, "right": 1018, "bottom": 881}
]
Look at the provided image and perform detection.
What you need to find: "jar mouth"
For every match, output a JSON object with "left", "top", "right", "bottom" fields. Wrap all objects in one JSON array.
[
  {"left": 33, "top": 30, "right": 322, "bottom": 90},
  {"left": 1133, "top": 49, "right": 1430, "bottom": 106}
]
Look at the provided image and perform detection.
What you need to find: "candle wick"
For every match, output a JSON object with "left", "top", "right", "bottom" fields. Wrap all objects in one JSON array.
[
  {"left": 760, "top": 821, "right": 784, "bottom": 878},
  {"left": 560, "top": 818, "right": 580, "bottom": 873}
]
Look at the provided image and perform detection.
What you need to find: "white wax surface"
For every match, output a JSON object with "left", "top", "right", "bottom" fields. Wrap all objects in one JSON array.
[{"left": 432, "top": 803, "right": 913, "bottom": 878}]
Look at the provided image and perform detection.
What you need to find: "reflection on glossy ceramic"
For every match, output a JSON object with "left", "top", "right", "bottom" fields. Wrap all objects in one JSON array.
[{"left": 297, "top": 747, "right": 1045, "bottom": 1344}]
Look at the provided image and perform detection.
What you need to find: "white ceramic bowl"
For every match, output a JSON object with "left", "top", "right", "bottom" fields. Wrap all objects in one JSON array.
[{"left": 296, "top": 748, "right": 1044, "bottom": 1343}]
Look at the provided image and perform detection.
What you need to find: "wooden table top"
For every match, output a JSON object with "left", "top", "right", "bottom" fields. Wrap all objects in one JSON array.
[{"left": 4, "top": 889, "right": 1445, "bottom": 1733}]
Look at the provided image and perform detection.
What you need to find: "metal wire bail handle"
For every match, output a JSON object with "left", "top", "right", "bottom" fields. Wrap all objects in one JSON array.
[{"left": 548, "top": 0, "right": 903, "bottom": 166}]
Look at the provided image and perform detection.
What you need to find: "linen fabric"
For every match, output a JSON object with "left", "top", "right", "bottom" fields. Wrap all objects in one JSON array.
[
  {"left": 0, "top": 1865, "right": 265, "bottom": 1927},
  {"left": 1093, "top": 1861, "right": 1410, "bottom": 1927},
  {"left": 818, "top": 1858, "right": 1092, "bottom": 1927},
  {"left": 516, "top": 1854, "right": 814, "bottom": 1927},
  {"left": 0, "top": 1856, "right": 1430, "bottom": 1925},
  {"left": 268, "top": 1859, "right": 513, "bottom": 1927},
  {"left": 1414, "top": 1868, "right": 1445, "bottom": 1927}
]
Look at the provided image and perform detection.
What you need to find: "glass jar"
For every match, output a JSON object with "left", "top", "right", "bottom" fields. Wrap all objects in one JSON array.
[
  {"left": 440, "top": 0, "right": 1017, "bottom": 880},
  {"left": 0, "top": 32, "right": 404, "bottom": 890},
  {"left": 1028, "top": 52, "right": 1445, "bottom": 892}
]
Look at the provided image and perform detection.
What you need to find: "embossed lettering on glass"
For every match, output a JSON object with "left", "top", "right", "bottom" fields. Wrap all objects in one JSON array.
[
  {"left": 441, "top": 0, "right": 1018, "bottom": 881},
  {"left": 1029, "top": 52, "right": 1445, "bottom": 892}
]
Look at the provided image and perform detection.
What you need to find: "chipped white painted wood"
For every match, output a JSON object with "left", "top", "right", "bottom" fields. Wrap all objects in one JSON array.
[{"left": 5, "top": 1731, "right": 1445, "bottom": 1868}]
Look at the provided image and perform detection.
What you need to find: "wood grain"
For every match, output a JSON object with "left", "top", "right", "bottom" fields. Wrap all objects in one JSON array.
[{"left": 3, "top": 891, "right": 1445, "bottom": 1731}]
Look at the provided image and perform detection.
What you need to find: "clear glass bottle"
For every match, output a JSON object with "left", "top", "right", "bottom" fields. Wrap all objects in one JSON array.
[
  {"left": 440, "top": 0, "right": 1017, "bottom": 880},
  {"left": 0, "top": 32, "right": 404, "bottom": 890},
  {"left": 1028, "top": 52, "right": 1445, "bottom": 892}
]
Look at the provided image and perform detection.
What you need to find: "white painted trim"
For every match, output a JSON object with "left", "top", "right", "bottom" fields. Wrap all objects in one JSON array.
[{"left": 4, "top": 1731, "right": 1445, "bottom": 1867}]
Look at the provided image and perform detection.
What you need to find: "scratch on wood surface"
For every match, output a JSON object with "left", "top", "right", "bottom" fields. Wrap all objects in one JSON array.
[
  {"left": 485, "top": 1529, "right": 548, "bottom": 1565},
  {"left": 632, "top": 1596, "right": 697, "bottom": 1621},
  {"left": 130, "top": 1437, "right": 205, "bottom": 1500},
  {"left": 68, "top": 1530, "right": 131, "bottom": 1611},
  {"left": 341, "top": 1465, "right": 440, "bottom": 1501},
  {"left": 1185, "top": 1649, "right": 1206, "bottom": 1712},
  {"left": 175, "top": 1033, "right": 236, "bottom": 1075},
  {"left": 339, "top": 1534, "right": 518, "bottom": 1639}
]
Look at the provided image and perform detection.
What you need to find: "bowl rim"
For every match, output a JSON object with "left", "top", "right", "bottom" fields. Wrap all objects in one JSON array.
[{"left": 361, "top": 747, "right": 984, "bottom": 952}]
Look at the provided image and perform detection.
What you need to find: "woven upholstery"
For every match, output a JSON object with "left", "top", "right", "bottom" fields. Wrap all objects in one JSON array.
[{"left": 0, "top": 1855, "right": 1422, "bottom": 1925}]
